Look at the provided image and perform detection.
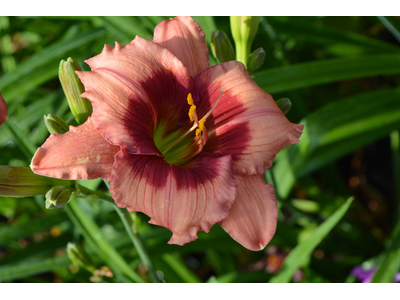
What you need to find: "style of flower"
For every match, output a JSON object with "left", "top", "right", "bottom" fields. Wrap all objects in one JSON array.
[
  {"left": 31, "top": 17, "right": 303, "bottom": 251},
  {"left": 0, "top": 93, "right": 8, "bottom": 126}
]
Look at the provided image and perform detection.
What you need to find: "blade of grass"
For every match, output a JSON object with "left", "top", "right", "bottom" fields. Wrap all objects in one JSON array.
[
  {"left": 161, "top": 253, "right": 201, "bottom": 283},
  {"left": 0, "top": 213, "right": 68, "bottom": 247},
  {"left": 254, "top": 53, "right": 400, "bottom": 93},
  {"left": 269, "top": 197, "right": 353, "bottom": 283},
  {"left": 113, "top": 206, "right": 161, "bottom": 283},
  {"left": 0, "top": 29, "right": 105, "bottom": 97},
  {"left": 273, "top": 87, "right": 400, "bottom": 199},
  {"left": 0, "top": 255, "right": 70, "bottom": 282},
  {"left": 391, "top": 131, "right": 400, "bottom": 217},
  {"left": 65, "top": 200, "right": 144, "bottom": 283},
  {"left": 94, "top": 16, "right": 152, "bottom": 42},
  {"left": 265, "top": 16, "right": 400, "bottom": 53},
  {"left": 377, "top": 16, "right": 400, "bottom": 44},
  {"left": 371, "top": 217, "right": 400, "bottom": 282}
]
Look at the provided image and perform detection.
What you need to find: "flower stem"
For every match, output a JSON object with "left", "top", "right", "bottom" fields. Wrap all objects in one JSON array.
[
  {"left": 77, "top": 182, "right": 161, "bottom": 283},
  {"left": 113, "top": 206, "right": 161, "bottom": 283}
]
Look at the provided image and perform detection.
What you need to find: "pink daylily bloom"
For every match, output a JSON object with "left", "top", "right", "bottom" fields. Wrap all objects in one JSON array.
[
  {"left": 0, "top": 92, "right": 8, "bottom": 126},
  {"left": 31, "top": 17, "right": 303, "bottom": 251}
]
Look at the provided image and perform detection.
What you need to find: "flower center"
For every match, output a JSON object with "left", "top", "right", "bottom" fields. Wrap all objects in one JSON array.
[{"left": 154, "top": 90, "right": 224, "bottom": 166}]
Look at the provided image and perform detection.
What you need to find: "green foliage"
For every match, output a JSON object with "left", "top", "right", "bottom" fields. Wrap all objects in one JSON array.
[{"left": 1, "top": 16, "right": 399, "bottom": 283}]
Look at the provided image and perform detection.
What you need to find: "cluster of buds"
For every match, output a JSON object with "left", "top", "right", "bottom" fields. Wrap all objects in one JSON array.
[
  {"left": 211, "top": 17, "right": 265, "bottom": 74},
  {"left": 0, "top": 57, "right": 92, "bottom": 210},
  {"left": 211, "top": 17, "right": 290, "bottom": 115}
]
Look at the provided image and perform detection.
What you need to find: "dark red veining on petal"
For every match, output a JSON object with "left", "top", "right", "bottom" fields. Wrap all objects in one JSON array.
[
  {"left": 113, "top": 151, "right": 225, "bottom": 191},
  {"left": 193, "top": 75, "right": 251, "bottom": 164},
  {"left": 123, "top": 68, "right": 197, "bottom": 143}
]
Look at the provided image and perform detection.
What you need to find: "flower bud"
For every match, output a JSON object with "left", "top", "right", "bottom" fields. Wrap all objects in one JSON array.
[
  {"left": 59, "top": 57, "right": 92, "bottom": 124},
  {"left": 45, "top": 185, "right": 72, "bottom": 209},
  {"left": 44, "top": 114, "right": 69, "bottom": 134},
  {"left": 0, "top": 166, "right": 71, "bottom": 198},
  {"left": 66, "top": 242, "right": 96, "bottom": 273},
  {"left": 230, "top": 16, "right": 261, "bottom": 69},
  {"left": 0, "top": 92, "right": 8, "bottom": 126},
  {"left": 210, "top": 30, "right": 236, "bottom": 64},
  {"left": 276, "top": 98, "right": 292, "bottom": 115},
  {"left": 247, "top": 47, "right": 266, "bottom": 74}
]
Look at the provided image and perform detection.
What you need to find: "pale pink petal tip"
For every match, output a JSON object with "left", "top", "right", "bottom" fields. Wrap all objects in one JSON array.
[
  {"left": 220, "top": 175, "right": 278, "bottom": 251},
  {"left": 31, "top": 118, "right": 119, "bottom": 181},
  {"left": 153, "top": 16, "right": 209, "bottom": 77},
  {"left": 0, "top": 93, "right": 8, "bottom": 126}
]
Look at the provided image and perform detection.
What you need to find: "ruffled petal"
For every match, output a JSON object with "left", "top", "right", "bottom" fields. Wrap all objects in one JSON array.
[
  {"left": 0, "top": 92, "right": 8, "bottom": 126},
  {"left": 153, "top": 16, "right": 209, "bottom": 77},
  {"left": 31, "top": 118, "right": 120, "bottom": 181},
  {"left": 77, "top": 36, "right": 195, "bottom": 155},
  {"left": 195, "top": 61, "right": 303, "bottom": 175},
  {"left": 110, "top": 150, "right": 237, "bottom": 245},
  {"left": 220, "top": 174, "right": 278, "bottom": 251}
]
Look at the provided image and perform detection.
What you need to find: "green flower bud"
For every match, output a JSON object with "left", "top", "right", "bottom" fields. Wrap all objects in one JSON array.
[
  {"left": 230, "top": 16, "right": 261, "bottom": 69},
  {"left": 211, "top": 30, "right": 236, "bottom": 64},
  {"left": 44, "top": 114, "right": 69, "bottom": 134},
  {"left": 276, "top": 98, "right": 292, "bottom": 115},
  {"left": 59, "top": 57, "right": 92, "bottom": 124},
  {"left": 247, "top": 47, "right": 266, "bottom": 74},
  {"left": 45, "top": 185, "right": 72, "bottom": 209},
  {"left": 0, "top": 166, "right": 71, "bottom": 198},
  {"left": 66, "top": 242, "right": 96, "bottom": 273}
]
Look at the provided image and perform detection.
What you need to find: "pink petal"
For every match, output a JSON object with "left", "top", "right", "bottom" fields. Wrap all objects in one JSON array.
[
  {"left": 153, "top": 16, "right": 209, "bottom": 77},
  {"left": 110, "top": 150, "right": 237, "bottom": 245},
  {"left": 220, "top": 174, "right": 278, "bottom": 251},
  {"left": 0, "top": 92, "right": 8, "bottom": 126},
  {"left": 31, "top": 118, "right": 120, "bottom": 181},
  {"left": 77, "top": 36, "right": 195, "bottom": 155},
  {"left": 195, "top": 61, "right": 303, "bottom": 175}
]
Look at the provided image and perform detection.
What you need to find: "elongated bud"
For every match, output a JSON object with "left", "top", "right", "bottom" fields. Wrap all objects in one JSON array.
[
  {"left": 0, "top": 166, "right": 71, "bottom": 198},
  {"left": 211, "top": 30, "right": 236, "bottom": 64},
  {"left": 45, "top": 185, "right": 72, "bottom": 209},
  {"left": 230, "top": 16, "right": 261, "bottom": 69},
  {"left": 247, "top": 47, "right": 266, "bottom": 74},
  {"left": 0, "top": 92, "right": 8, "bottom": 126},
  {"left": 276, "top": 98, "right": 292, "bottom": 115},
  {"left": 59, "top": 58, "right": 92, "bottom": 124},
  {"left": 67, "top": 242, "right": 96, "bottom": 273},
  {"left": 44, "top": 114, "right": 69, "bottom": 134}
]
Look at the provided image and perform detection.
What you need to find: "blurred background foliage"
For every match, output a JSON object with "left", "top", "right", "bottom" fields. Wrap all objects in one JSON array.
[{"left": 0, "top": 16, "right": 400, "bottom": 283}]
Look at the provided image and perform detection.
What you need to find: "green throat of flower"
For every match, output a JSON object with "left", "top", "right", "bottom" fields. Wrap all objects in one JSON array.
[{"left": 154, "top": 90, "right": 224, "bottom": 166}]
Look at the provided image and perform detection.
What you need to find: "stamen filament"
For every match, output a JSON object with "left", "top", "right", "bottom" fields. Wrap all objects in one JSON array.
[
  {"left": 158, "top": 89, "right": 224, "bottom": 161},
  {"left": 202, "top": 89, "right": 224, "bottom": 120}
]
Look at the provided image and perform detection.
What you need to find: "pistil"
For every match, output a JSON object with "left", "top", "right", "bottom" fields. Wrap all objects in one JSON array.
[{"left": 155, "top": 89, "right": 224, "bottom": 165}]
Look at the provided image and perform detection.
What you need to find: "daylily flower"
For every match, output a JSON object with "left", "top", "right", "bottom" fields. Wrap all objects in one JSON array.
[
  {"left": 0, "top": 92, "right": 8, "bottom": 126},
  {"left": 31, "top": 17, "right": 303, "bottom": 251}
]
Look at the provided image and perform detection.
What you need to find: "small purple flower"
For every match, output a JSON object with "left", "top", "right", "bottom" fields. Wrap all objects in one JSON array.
[{"left": 351, "top": 265, "right": 400, "bottom": 283}]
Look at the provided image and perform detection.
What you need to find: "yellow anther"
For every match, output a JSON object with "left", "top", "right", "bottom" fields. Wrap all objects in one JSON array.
[
  {"left": 187, "top": 93, "right": 194, "bottom": 105},
  {"left": 188, "top": 105, "right": 197, "bottom": 121},
  {"left": 195, "top": 128, "right": 201, "bottom": 137},
  {"left": 195, "top": 119, "right": 206, "bottom": 137},
  {"left": 198, "top": 118, "right": 206, "bottom": 131}
]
